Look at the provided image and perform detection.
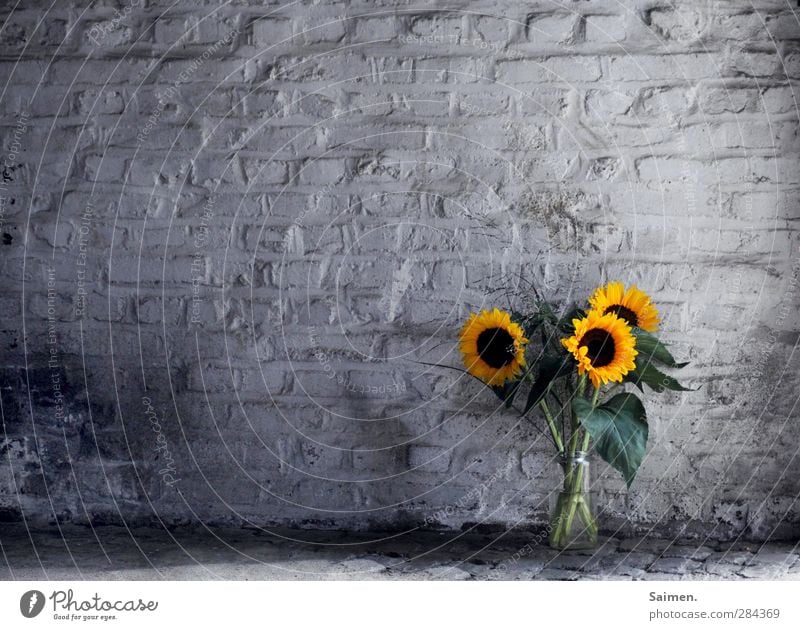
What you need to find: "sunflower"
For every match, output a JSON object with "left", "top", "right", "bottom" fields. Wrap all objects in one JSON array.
[
  {"left": 459, "top": 308, "right": 528, "bottom": 386},
  {"left": 588, "top": 281, "right": 660, "bottom": 332},
  {"left": 561, "top": 310, "right": 638, "bottom": 389}
]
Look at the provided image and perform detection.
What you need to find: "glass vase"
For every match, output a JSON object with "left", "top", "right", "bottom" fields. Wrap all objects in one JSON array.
[{"left": 548, "top": 451, "right": 598, "bottom": 550}]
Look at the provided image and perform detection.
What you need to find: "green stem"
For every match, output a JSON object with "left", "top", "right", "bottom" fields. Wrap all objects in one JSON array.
[
  {"left": 579, "top": 383, "right": 598, "bottom": 457},
  {"left": 558, "top": 437, "right": 595, "bottom": 547},
  {"left": 562, "top": 375, "right": 583, "bottom": 496},
  {"left": 521, "top": 372, "right": 564, "bottom": 454},
  {"left": 577, "top": 372, "right": 587, "bottom": 398},
  {"left": 549, "top": 493, "right": 566, "bottom": 548},
  {"left": 578, "top": 498, "right": 598, "bottom": 540},
  {"left": 561, "top": 497, "right": 578, "bottom": 545},
  {"left": 568, "top": 373, "right": 588, "bottom": 454},
  {"left": 551, "top": 374, "right": 603, "bottom": 549},
  {"left": 550, "top": 378, "right": 601, "bottom": 549},
  {"left": 590, "top": 384, "right": 600, "bottom": 407},
  {"left": 561, "top": 461, "right": 584, "bottom": 537},
  {"left": 538, "top": 400, "right": 564, "bottom": 454}
]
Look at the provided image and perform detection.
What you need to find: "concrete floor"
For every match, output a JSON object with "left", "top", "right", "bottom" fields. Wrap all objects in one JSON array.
[{"left": 1, "top": 524, "right": 798, "bottom": 580}]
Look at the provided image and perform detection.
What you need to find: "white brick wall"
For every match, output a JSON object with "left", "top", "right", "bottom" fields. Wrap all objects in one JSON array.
[{"left": 0, "top": 0, "right": 798, "bottom": 540}]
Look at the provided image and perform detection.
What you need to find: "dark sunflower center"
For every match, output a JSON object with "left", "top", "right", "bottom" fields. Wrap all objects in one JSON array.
[
  {"left": 476, "top": 327, "right": 516, "bottom": 369},
  {"left": 604, "top": 305, "right": 639, "bottom": 327},
  {"left": 579, "top": 329, "right": 616, "bottom": 368}
]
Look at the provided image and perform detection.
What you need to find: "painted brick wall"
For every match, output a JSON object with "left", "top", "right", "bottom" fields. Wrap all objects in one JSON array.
[{"left": 1, "top": 0, "right": 799, "bottom": 541}]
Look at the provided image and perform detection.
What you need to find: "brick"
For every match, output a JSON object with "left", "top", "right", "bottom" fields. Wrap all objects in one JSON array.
[
  {"left": 638, "top": 86, "right": 690, "bottom": 117},
  {"left": 697, "top": 84, "right": 759, "bottom": 114},
  {"left": 782, "top": 51, "right": 800, "bottom": 79},
  {"left": 472, "top": 16, "right": 511, "bottom": 44},
  {"left": 0, "top": 15, "right": 69, "bottom": 51},
  {"left": 585, "top": 89, "right": 635, "bottom": 117},
  {"left": 647, "top": 7, "right": 708, "bottom": 42},
  {"left": 154, "top": 18, "right": 193, "bottom": 44},
  {"left": 527, "top": 14, "right": 579, "bottom": 44},
  {"left": 765, "top": 13, "right": 800, "bottom": 40},
  {"left": 584, "top": 15, "right": 627, "bottom": 43},
  {"left": 353, "top": 16, "right": 399, "bottom": 42},
  {"left": 726, "top": 50, "right": 779, "bottom": 77},
  {"left": 251, "top": 18, "right": 294, "bottom": 47},
  {"left": 409, "top": 15, "right": 465, "bottom": 41},
  {"left": 609, "top": 53, "right": 723, "bottom": 81},
  {"left": 708, "top": 11, "right": 770, "bottom": 41},
  {"left": 496, "top": 56, "right": 602, "bottom": 83},
  {"left": 298, "top": 17, "right": 346, "bottom": 45},
  {"left": 75, "top": 88, "right": 126, "bottom": 115},
  {"left": 636, "top": 155, "right": 785, "bottom": 184},
  {"left": 759, "top": 86, "right": 797, "bottom": 114},
  {"left": 407, "top": 445, "right": 451, "bottom": 472}
]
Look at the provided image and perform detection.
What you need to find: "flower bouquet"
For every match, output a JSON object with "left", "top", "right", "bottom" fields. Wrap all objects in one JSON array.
[{"left": 450, "top": 282, "right": 691, "bottom": 550}]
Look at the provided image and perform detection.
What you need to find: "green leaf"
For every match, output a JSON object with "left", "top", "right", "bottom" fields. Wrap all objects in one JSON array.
[
  {"left": 491, "top": 379, "right": 522, "bottom": 408},
  {"left": 625, "top": 361, "right": 694, "bottom": 393},
  {"left": 557, "top": 306, "right": 586, "bottom": 334},
  {"left": 511, "top": 311, "right": 545, "bottom": 339},
  {"left": 573, "top": 393, "right": 648, "bottom": 488},
  {"left": 524, "top": 354, "right": 573, "bottom": 413},
  {"left": 632, "top": 328, "right": 688, "bottom": 368},
  {"left": 538, "top": 302, "right": 557, "bottom": 322}
]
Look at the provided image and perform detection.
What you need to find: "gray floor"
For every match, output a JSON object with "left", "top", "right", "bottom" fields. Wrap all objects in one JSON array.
[{"left": 1, "top": 524, "right": 798, "bottom": 580}]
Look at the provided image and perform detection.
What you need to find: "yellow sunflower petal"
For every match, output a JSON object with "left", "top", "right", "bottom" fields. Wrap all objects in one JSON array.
[
  {"left": 588, "top": 281, "right": 660, "bottom": 332},
  {"left": 560, "top": 310, "right": 638, "bottom": 388},
  {"left": 458, "top": 308, "right": 528, "bottom": 386}
]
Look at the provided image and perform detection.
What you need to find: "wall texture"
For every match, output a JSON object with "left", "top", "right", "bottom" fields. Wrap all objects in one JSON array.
[{"left": 1, "top": 0, "right": 799, "bottom": 541}]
